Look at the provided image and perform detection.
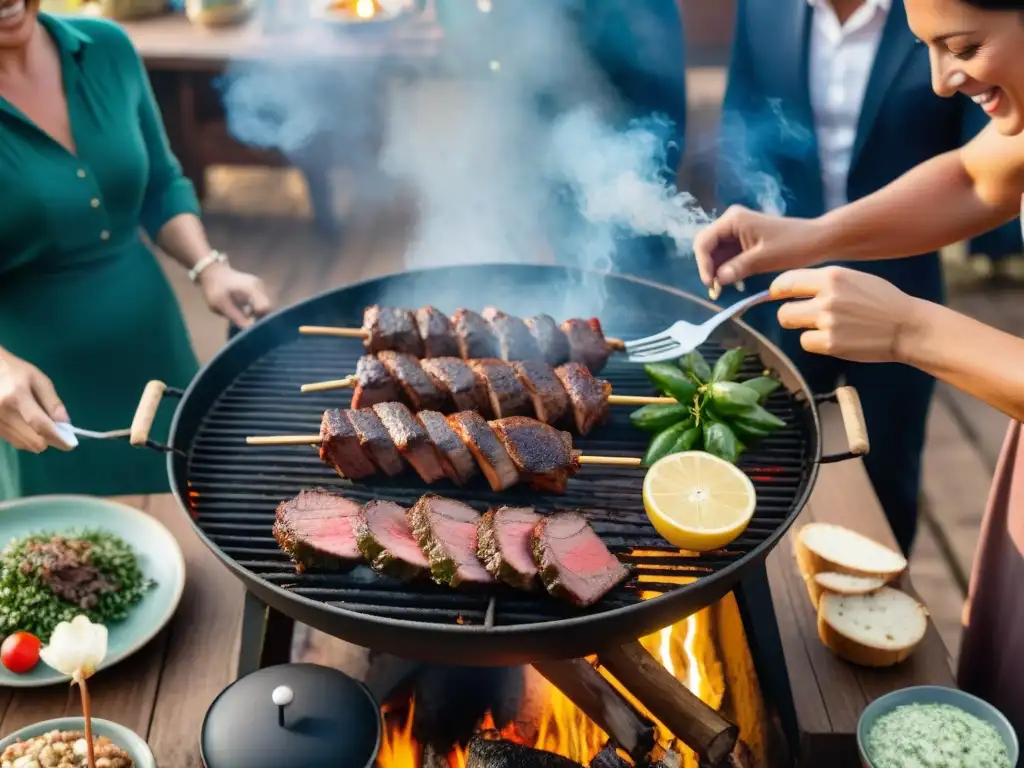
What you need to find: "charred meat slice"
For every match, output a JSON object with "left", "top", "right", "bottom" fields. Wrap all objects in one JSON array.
[
  {"left": 554, "top": 363, "right": 612, "bottom": 436},
  {"left": 469, "top": 358, "right": 533, "bottom": 418},
  {"left": 477, "top": 506, "right": 542, "bottom": 590},
  {"left": 489, "top": 416, "right": 578, "bottom": 494},
  {"left": 420, "top": 357, "right": 491, "bottom": 416},
  {"left": 525, "top": 314, "right": 571, "bottom": 366},
  {"left": 363, "top": 305, "right": 424, "bottom": 356},
  {"left": 513, "top": 361, "right": 570, "bottom": 426},
  {"left": 354, "top": 500, "right": 429, "bottom": 581},
  {"left": 377, "top": 351, "right": 447, "bottom": 411},
  {"left": 345, "top": 408, "right": 405, "bottom": 477},
  {"left": 417, "top": 411, "right": 478, "bottom": 485},
  {"left": 273, "top": 489, "right": 363, "bottom": 572},
  {"left": 416, "top": 306, "right": 460, "bottom": 358},
  {"left": 560, "top": 318, "right": 611, "bottom": 374},
  {"left": 452, "top": 309, "right": 500, "bottom": 359},
  {"left": 319, "top": 409, "right": 377, "bottom": 479},
  {"left": 408, "top": 494, "right": 494, "bottom": 587},
  {"left": 447, "top": 411, "right": 520, "bottom": 492},
  {"left": 351, "top": 355, "right": 403, "bottom": 410},
  {"left": 372, "top": 402, "right": 446, "bottom": 484},
  {"left": 482, "top": 307, "right": 542, "bottom": 362},
  {"left": 532, "top": 511, "right": 631, "bottom": 607}
]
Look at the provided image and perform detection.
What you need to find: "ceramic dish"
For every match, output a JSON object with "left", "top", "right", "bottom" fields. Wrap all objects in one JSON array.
[
  {"left": 0, "top": 717, "right": 155, "bottom": 768},
  {"left": 0, "top": 495, "right": 186, "bottom": 688},
  {"left": 858, "top": 685, "right": 1019, "bottom": 768}
]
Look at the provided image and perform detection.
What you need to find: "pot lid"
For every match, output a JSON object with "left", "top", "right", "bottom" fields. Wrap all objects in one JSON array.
[{"left": 201, "top": 663, "right": 381, "bottom": 768}]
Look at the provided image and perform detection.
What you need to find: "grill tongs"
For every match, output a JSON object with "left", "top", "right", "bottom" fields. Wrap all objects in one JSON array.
[{"left": 51, "top": 381, "right": 183, "bottom": 453}]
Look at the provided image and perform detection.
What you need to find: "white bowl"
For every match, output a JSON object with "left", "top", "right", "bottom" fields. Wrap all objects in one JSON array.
[{"left": 0, "top": 718, "right": 155, "bottom": 768}]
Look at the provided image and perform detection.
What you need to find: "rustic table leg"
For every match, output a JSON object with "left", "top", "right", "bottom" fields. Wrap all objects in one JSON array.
[{"left": 236, "top": 591, "right": 298, "bottom": 677}]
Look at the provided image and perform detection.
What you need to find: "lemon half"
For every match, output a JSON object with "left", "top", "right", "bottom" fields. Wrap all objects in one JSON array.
[{"left": 642, "top": 451, "right": 757, "bottom": 552}]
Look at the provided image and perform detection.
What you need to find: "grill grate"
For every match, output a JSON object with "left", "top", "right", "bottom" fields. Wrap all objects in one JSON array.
[{"left": 185, "top": 331, "right": 815, "bottom": 630}]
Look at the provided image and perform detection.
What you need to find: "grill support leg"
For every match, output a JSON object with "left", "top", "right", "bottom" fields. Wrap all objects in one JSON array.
[{"left": 236, "top": 590, "right": 298, "bottom": 678}]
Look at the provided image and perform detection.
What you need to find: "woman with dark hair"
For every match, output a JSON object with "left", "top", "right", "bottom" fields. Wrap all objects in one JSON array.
[{"left": 693, "top": 0, "right": 1024, "bottom": 729}]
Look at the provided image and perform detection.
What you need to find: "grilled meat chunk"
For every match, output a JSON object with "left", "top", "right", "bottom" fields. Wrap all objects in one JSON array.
[
  {"left": 483, "top": 307, "right": 542, "bottom": 362},
  {"left": 446, "top": 411, "right": 520, "bottom": 492},
  {"left": 420, "top": 357, "right": 491, "bottom": 416},
  {"left": 345, "top": 408, "right": 405, "bottom": 476},
  {"left": 354, "top": 500, "right": 429, "bottom": 581},
  {"left": 554, "top": 363, "right": 612, "bottom": 436},
  {"left": 364, "top": 305, "right": 424, "bottom": 356},
  {"left": 416, "top": 306, "right": 460, "bottom": 358},
  {"left": 319, "top": 409, "right": 377, "bottom": 479},
  {"left": 532, "top": 511, "right": 631, "bottom": 607},
  {"left": 477, "top": 506, "right": 542, "bottom": 591},
  {"left": 417, "top": 411, "right": 478, "bottom": 485},
  {"left": 469, "top": 358, "right": 533, "bottom": 418},
  {"left": 489, "top": 416, "right": 578, "bottom": 494},
  {"left": 273, "top": 489, "right": 363, "bottom": 572},
  {"left": 408, "top": 495, "right": 494, "bottom": 587},
  {"left": 525, "top": 314, "right": 571, "bottom": 366},
  {"left": 351, "top": 355, "right": 403, "bottom": 410},
  {"left": 513, "top": 361, "right": 570, "bottom": 426},
  {"left": 377, "top": 351, "right": 447, "bottom": 411},
  {"left": 372, "top": 402, "right": 446, "bottom": 484},
  {"left": 560, "top": 318, "right": 610, "bottom": 374},
  {"left": 452, "top": 309, "right": 500, "bottom": 359}
]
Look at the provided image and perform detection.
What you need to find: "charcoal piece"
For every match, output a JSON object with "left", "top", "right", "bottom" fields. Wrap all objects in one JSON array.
[
  {"left": 589, "top": 746, "right": 631, "bottom": 768},
  {"left": 466, "top": 736, "right": 584, "bottom": 768}
]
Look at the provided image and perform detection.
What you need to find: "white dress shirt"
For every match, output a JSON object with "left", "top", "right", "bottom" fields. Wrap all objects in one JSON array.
[{"left": 807, "top": 0, "right": 890, "bottom": 211}]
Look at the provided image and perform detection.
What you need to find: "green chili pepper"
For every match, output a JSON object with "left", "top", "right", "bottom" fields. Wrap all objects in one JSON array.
[
  {"left": 629, "top": 403, "right": 691, "bottom": 433},
  {"left": 711, "top": 348, "right": 746, "bottom": 382},
  {"left": 642, "top": 420, "right": 694, "bottom": 466},
  {"left": 708, "top": 381, "right": 761, "bottom": 414},
  {"left": 742, "top": 376, "right": 782, "bottom": 403},
  {"left": 671, "top": 426, "right": 702, "bottom": 453},
  {"left": 732, "top": 403, "right": 787, "bottom": 432},
  {"left": 728, "top": 418, "right": 773, "bottom": 442},
  {"left": 679, "top": 350, "right": 712, "bottom": 383},
  {"left": 702, "top": 421, "right": 745, "bottom": 464},
  {"left": 643, "top": 363, "right": 699, "bottom": 404}
]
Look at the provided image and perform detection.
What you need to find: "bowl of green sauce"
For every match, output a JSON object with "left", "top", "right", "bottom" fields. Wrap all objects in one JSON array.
[{"left": 858, "top": 686, "right": 1018, "bottom": 768}]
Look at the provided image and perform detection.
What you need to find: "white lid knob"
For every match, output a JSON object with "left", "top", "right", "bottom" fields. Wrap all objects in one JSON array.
[{"left": 271, "top": 685, "right": 294, "bottom": 707}]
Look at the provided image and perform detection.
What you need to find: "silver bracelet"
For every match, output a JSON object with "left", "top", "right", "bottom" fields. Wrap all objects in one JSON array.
[{"left": 188, "top": 250, "right": 229, "bottom": 283}]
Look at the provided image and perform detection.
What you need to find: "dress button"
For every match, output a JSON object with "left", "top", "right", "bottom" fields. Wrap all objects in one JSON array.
[
  {"left": 100, "top": 230, "right": 110, "bottom": 241},
  {"left": 91, "top": 198, "right": 100, "bottom": 208},
  {"left": 77, "top": 169, "right": 86, "bottom": 179}
]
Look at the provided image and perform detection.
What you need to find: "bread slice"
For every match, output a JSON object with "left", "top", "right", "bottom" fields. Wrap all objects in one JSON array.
[
  {"left": 795, "top": 523, "right": 907, "bottom": 582},
  {"left": 804, "top": 571, "right": 887, "bottom": 608},
  {"left": 817, "top": 587, "right": 928, "bottom": 668}
]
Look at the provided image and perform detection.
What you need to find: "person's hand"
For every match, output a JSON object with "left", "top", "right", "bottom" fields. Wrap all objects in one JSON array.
[
  {"left": 770, "top": 267, "right": 922, "bottom": 363},
  {"left": 693, "top": 205, "right": 829, "bottom": 288},
  {"left": 198, "top": 263, "right": 272, "bottom": 329},
  {"left": 0, "top": 349, "right": 72, "bottom": 453}
]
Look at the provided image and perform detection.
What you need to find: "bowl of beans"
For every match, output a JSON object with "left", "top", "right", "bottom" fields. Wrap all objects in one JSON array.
[
  {"left": 858, "top": 686, "right": 1018, "bottom": 768},
  {"left": 0, "top": 718, "right": 154, "bottom": 768}
]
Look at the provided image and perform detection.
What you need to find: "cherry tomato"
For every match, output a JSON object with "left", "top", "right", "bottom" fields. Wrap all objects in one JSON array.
[{"left": 1, "top": 631, "right": 41, "bottom": 674}]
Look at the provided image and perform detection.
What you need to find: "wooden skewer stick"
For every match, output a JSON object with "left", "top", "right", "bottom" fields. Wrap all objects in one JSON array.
[{"left": 297, "top": 324, "right": 628, "bottom": 351}]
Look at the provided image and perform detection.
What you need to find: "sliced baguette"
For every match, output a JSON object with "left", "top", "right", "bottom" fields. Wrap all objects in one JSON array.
[
  {"left": 817, "top": 587, "right": 928, "bottom": 668},
  {"left": 804, "top": 571, "right": 887, "bottom": 608},
  {"left": 796, "top": 523, "right": 907, "bottom": 582}
]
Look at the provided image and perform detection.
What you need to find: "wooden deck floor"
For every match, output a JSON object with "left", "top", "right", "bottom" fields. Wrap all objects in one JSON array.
[{"left": 163, "top": 166, "right": 1021, "bottom": 665}]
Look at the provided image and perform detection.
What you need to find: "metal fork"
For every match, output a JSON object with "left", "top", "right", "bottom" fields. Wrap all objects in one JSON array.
[{"left": 624, "top": 289, "right": 773, "bottom": 363}]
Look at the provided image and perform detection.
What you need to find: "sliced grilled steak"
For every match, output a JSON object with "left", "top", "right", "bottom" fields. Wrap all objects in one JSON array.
[
  {"left": 490, "top": 416, "right": 578, "bottom": 494},
  {"left": 554, "top": 363, "right": 612, "bottom": 436},
  {"left": 482, "top": 307, "right": 542, "bottom": 362},
  {"left": 351, "top": 355, "right": 403, "bottom": 410},
  {"left": 354, "top": 500, "right": 429, "bottom": 581},
  {"left": 372, "top": 402, "right": 446, "bottom": 484},
  {"left": 469, "top": 358, "right": 533, "bottom": 418},
  {"left": 513, "top": 360, "right": 570, "bottom": 425},
  {"left": 345, "top": 408, "right": 405, "bottom": 476},
  {"left": 477, "top": 506, "right": 542, "bottom": 590},
  {"left": 417, "top": 411, "right": 478, "bottom": 485},
  {"left": 560, "top": 318, "right": 610, "bottom": 374},
  {"left": 447, "top": 411, "right": 519, "bottom": 492},
  {"left": 273, "top": 489, "right": 363, "bottom": 572},
  {"left": 420, "top": 357, "right": 491, "bottom": 416},
  {"left": 377, "top": 351, "right": 447, "bottom": 412},
  {"left": 363, "top": 305, "right": 424, "bottom": 356},
  {"left": 525, "top": 314, "right": 571, "bottom": 366},
  {"left": 319, "top": 409, "right": 377, "bottom": 479},
  {"left": 408, "top": 494, "right": 494, "bottom": 587},
  {"left": 416, "top": 306, "right": 460, "bottom": 358},
  {"left": 532, "top": 511, "right": 631, "bottom": 607},
  {"left": 452, "top": 309, "right": 499, "bottom": 359}
]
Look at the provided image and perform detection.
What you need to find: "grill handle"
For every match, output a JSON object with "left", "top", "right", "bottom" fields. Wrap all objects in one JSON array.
[
  {"left": 128, "top": 379, "right": 185, "bottom": 452},
  {"left": 815, "top": 385, "right": 870, "bottom": 464}
]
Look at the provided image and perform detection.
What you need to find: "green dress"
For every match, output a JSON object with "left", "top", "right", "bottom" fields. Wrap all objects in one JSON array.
[{"left": 0, "top": 14, "right": 200, "bottom": 499}]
